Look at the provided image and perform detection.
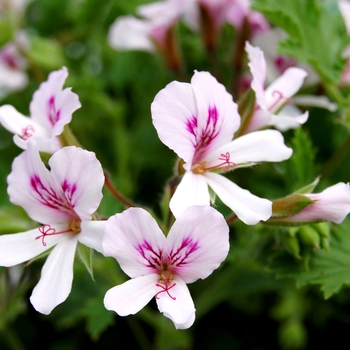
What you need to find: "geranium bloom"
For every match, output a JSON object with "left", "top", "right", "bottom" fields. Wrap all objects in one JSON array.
[
  {"left": 0, "top": 42, "right": 28, "bottom": 93},
  {"left": 274, "top": 183, "right": 350, "bottom": 224},
  {"left": 245, "top": 42, "right": 309, "bottom": 132},
  {"left": 0, "top": 142, "right": 105, "bottom": 314},
  {"left": 151, "top": 71, "right": 292, "bottom": 225},
  {"left": 0, "top": 67, "right": 81, "bottom": 153},
  {"left": 103, "top": 205, "right": 229, "bottom": 329},
  {"left": 108, "top": 0, "right": 187, "bottom": 53}
]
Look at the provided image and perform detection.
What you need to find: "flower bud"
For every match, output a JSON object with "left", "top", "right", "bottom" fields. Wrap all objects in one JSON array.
[
  {"left": 266, "top": 183, "right": 350, "bottom": 225},
  {"left": 297, "top": 226, "right": 320, "bottom": 250},
  {"left": 281, "top": 233, "right": 302, "bottom": 259}
]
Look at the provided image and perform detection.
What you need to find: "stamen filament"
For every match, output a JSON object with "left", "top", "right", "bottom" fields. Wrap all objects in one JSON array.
[
  {"left": 20, "top": 125, "right": 35, "bottom": 140},
  {"left": 155, "top": 278, "right": 177, "bottom": 300},
  {"left": 35, "top": 224, "right": 74, "bottom": 246},
  {"left": 192, "top": 152, "right": 236, "bottom": 174},
  {"left": 268, "top": 90, "right": 291, "bottom": 112}
]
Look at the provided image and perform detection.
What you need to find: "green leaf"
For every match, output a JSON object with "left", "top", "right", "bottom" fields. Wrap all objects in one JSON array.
[
  {"left": 269, "top": 218, "right": 350, "bottom": 299},
  {"left": 282, "top": 128, "right": 317, "bottom": 192},
  {"left": 293, "top": 176, "right": 320, "bottom": 194},
  {"left": 252, "top": 0, "right": 349, "bottom": 84},
  {"left": 26, "top": 35, "right": 66, "bottom": 70},
  {"left": 76, "top": 243, "right": 94, "bottom": 280}
]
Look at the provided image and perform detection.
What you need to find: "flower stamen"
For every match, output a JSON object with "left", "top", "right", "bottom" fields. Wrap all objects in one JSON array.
[
  {"left": 192, "top": 152, "right": 236, "bottom": 174},
  {"left": 155, "top": 276, "right": 176, "bottom": 300},
  {"left": 35, "top": 221, "right": 80, "bottom": 246},
  {"left": 20, "top": 125, "right": 35, "bottom": 140},
  {"left": 268, "top": 90, "right": 291, "bottom": 112}
]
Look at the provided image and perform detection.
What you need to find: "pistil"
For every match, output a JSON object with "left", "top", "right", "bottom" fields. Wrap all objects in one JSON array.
[
  {"left": 36, "top": 221, "right": 81, "bottom": 246},
  {"left": 192, "top": 152, "right": 236, "bottom": 174},
  {"left": 267, "top": 90, "right": 291, "bottom": 112}
]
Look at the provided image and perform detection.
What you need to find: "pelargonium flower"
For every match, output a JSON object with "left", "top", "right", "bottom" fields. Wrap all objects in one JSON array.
[
  {"left": 151, "top": 70, "right": 292, "bottom": 225},
  {"left": 103, "top": 205, "right": 229, "bottom": 329},
  {"left": 108, "top": 0, "right": 187, "bottom": 53},
  {"left": 0, "top": 142, "right": 105, "bottom": 314},
  {"left": 0, "top": 66, "right": 81, "bottom": 153},
  {"left": 245, "top": 41, "right": 309, "bottom": 132},
  {"left": 0, "top": 42, "right": 28, "bottom": 93},
  {"left": 273, "top": 183, "right": 350, "bottom": 224}
]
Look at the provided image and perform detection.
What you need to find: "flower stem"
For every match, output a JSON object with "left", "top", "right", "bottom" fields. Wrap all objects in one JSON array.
[
  {"left": 104, "top": 171, "right": 135, "bottom": 208},
  {"left": 226, "top": 212, "right": 238, "bottom": 225}
]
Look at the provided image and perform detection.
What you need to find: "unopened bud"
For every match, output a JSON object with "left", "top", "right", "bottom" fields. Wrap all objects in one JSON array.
[
  {"left": 298, "top": 226, "right": 320, "bottom": 250},
  {"left": 281, "top": 234, "right": 302, "bottom": 259}
]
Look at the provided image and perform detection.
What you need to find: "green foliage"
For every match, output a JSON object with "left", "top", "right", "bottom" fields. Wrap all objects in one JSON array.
[
  {"left": 270, "top": 218, "right": 350, "bottom": 299},
  {"left": 282, "top": 127, "right": 318, "bottom": 193},
  {"left": 252, "top": 0, "right": 349, "bottom": 84}
]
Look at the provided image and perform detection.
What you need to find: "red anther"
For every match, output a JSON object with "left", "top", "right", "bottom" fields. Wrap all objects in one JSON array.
[
  {"left": 155, "top": 279, "right": 177, "bottom": 300},
  {"left": 20, "top": 125, "right": 35, "bottom": 140}
]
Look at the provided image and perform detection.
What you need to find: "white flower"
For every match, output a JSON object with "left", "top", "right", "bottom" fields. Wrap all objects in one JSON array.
[
  {"left": 103, "top": 205, "right": 229, "bottom": 329},
  {"left": 0, "top": 67, "right": 81, "bottom": 153},
  {"left": 151, "top": 70, "right": 292, "bottom": 224},
  {"left": 0, "top": 142, "right": 105, "bottom": 314}
]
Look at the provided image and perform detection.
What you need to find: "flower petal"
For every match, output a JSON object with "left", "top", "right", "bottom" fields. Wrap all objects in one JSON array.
[
  {"left": 169, "top": 171, "right": 210, "bottom": 218},
  {"left": 103, "top": 208, "right": 166, "bottom": 278},
  {"left": 190, "top": 71, "right": 240, "bottom": 159},
  {"left": 0, "top": 224, "right": 69, "bottom": 267},
  {"left": 204, "top": 172, "right": 272, "bottom": 225},
  {"left": 269, "top": 107, "right": 309, "bottom": 131},
  {"left": 78, "top": 220, "right": 106, "bottom": 254},
  {"left": 165, "top": 205, "right": 229, "bottom": 283},
  {"left": 340, "top": 0, "right": 350, "bottom": 34},
  {"left": 151, "top": 79, "right": 198, "bottom": 164},
  {"left": 7, "top": 142, "right": 76, "bottom": 223},
  {"left": 0, "top": 105, "right": 48, "bottom": 138},
  {"left": 30, "top": 234, "right": 78, "bottom": 314},
  {"left": 48, "top": 146, "right": 104, "bottom": 221},
  {"left": 29, "top": 67, "right": 81, "bottom": 137},
  {"left": 206, "top": 129, "right": 292, "bottom": 166},
  {"left": 265, "top": 67, "right": 307, "bottom": 112},
  {"left": 104, "top": 274, "right": 159, "bottom": 316},
  {"left": 108, "top": 16, "right": 155, "bottom": 52},
  {"left": 245, "top": 42, "right": 267, "bottom": 109},
  {"left": 156, "top": 276, "right": 195, "bottom": 329}
]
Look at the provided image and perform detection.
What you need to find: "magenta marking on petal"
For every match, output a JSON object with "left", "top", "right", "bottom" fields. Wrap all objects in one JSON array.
[
  {"left": 47, "top": 96, "right": 61, "bottom": 126},
  {"left": 61, "top": 180, "right": 77, "bottom": 206},
  {"left": 193, "top": 106, "right": 221, "bottom": 163},
  {"left": 135, "top": 240, "right": 163, "bottom": 269},
  {"left": 30, "top": 175, "right": 76, "bottom": 216},
  {"left": 169, "top": 236, "right": 199, "bottom": 267},
  {"left": 186, "top": 115, "right": 198, "bottom": 137}
]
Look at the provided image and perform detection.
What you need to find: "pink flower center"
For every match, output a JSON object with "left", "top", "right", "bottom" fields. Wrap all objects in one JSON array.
[
  {"left": 192, "top": 152, "right": 236, "bottom": 174},
  {"left": 36, "top": 221, "right": 81, "bottom": 246},
  {"left": 19, "top": 125, "right": 35, "bottom": 140},
  {"left": 155, "top": 265, "right": 176, "bottom": 300}
]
